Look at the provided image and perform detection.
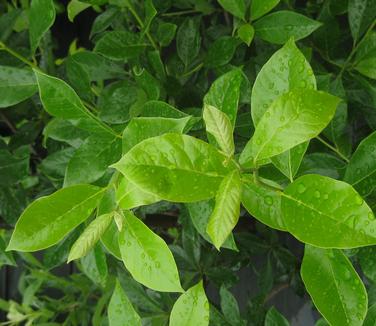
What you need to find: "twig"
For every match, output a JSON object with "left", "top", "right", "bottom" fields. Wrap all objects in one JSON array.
[{"left": 316, "top": 135, "right": 350, "bottom": 163}]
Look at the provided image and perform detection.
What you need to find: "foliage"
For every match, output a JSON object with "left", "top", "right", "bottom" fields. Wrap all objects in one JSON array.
[{"left": 0, "top": 0, "right": 376, "bottom": 325}]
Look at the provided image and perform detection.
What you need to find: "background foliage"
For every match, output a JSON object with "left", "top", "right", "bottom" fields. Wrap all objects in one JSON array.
[{"left": 1, "top": 0, "right": 376, "bottom": 325}]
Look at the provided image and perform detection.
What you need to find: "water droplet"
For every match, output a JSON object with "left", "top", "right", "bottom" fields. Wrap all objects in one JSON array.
[
  {"left": 141, "top": 253, "right": 146, "bottom": 259},
  {"left": 300, "top": 80, "right": 307, "bottom": 87},
  {"left": 285, "top": 25, "right": 293, "bottom": 31},
  {"left": 280, "top": 116, "right": 285, "bottom": 122},
  {"left": 155, "top": 262, "right": 160, "bottom": 268},
  {"left": 323, "top": 193, "right": 329, "bottom": 200},
  {"left": 355, "top": 195, "right": 363, "bottom": 206},
  {"left": 265, "top": 196, "right": 273, "bottom": 205},
  {"left": 368, "top": 212, "right": 374, "bottom": 220},
  {"left": 314, "top": 190, "right": 320, "bottom": 198},
  {"left": 126, "top": 241, "right": 131, "bottom": 247},
  {"left": 297, "top": 183, "right": 306, "bottom": 194}
]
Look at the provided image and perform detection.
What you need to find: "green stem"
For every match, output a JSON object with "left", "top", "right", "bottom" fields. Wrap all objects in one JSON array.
[
  {"left": 0, "top": 41, "right": 40, "bottom": 70},
  {"left": 316, "top": 135, "right": 350, "bottom": 163},
  {"left": 182, "top": 62, "right": 203, "bottom": 77},
  {"left": 161, "top": 9, "right": 200, "bottom": 17}
]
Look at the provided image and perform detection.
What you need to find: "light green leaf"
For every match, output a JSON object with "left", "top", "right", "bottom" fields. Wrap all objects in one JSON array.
[
  {"left": 67, "top": 0, "right": 91, "bottom": 22},
  {"left": 67, "top": 213, "right": 113, "bottom": 262},
  {"left": 118, "top": 210, "right": 183, "bottom": 292},
  {"left": 207, "top": 170, "right": 241, "bottom": 250},
  {"left": 81, "top": 244, "right": 108, "bottom": 287},
  {"left": 301, "top": 245, "right": 367, "bottom": 325},
  {"left": 203, "top": 104, "right": 234, "bottom": 158},
  {"left": 237, "top": 23, "right": 255, "bottom": 46},
  {"left": 7, "top": 185, "right": 105, "bottom": 251},
  {"left": 344, "top": 131, "right": 376, "bottom": 197},
  {"left": 0, "top": 66, "right": 38, "bottom": 108},
  {"left": 348, "top": 0, "right": 376, "bottom": 43},
  {"left": 251, "top": 0, "right": 280, "bottom": 21},
  {"left": 176, "top": 17, "right": 201, "bottom": 67},
  {"left": 218, "top": 0, "right": 245, "bottom": 20},
  {"left": 241, "top": 176, "right": 286, "bottom": 231},
  {"left": 169, "top": 281, "right": 209, "bottom": 326},
  {"left": 254, "top": 11, "right": 322, "bottom": 44},
  {"left": 281, "top": 174, "right": 376, "bottom": 248},
  {"left": 29, "top": 0, "right": 56, "bottom": 53},
  {"left": 108, "top": 280, "right": 141, "bottom": 326},
  {"left": 64, "top": 134, "right": 122, "bottom": 186},
  {"left": 203, "top": 69, "right": 243, "bottom": 127},
  {"left": 112, "top": 133, "right": 237, "bottom": 202},
  {"left": 264, "top": 307, "right": 289, "bottom": 326},
  {"left": 244, "top": 89, "right": 339, "bottom": 164}
]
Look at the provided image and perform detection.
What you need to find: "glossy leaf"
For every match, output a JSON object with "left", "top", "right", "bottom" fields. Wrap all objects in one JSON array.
[
  {"left": 204, "top": 37, "right": 239, "bottom": 68},
  {"left": 112, "top": 133, "right": 236, "bottom": 202},
  {"left": 264, "top": 307, "right": 289, "bottom": 326},
  {"left": 237, "top": 23, "right": 255, "bottom": 46},
  {"left": 8, "top": 185, "right": 105, "bottom": 251},
  {"left": 254, "top": 11, "right": 322, "bottom": 44},
  {"left": 0, "top": 66, "right": 38, "bottom": 108},
  {"left": 108, "top": 280, "right": 141, "bottom": 326},
  {"left": 176, "top": 17, "right": 201, "bottom": 67},
  {"left": 348, "top": 0, "right": 376, "bottom": 43},
  {"left": 301, "top": 245, "right": 367, "bottom": 325},
  {"left": 81, "top": 244, "right": 108, "bottom": 287},
  {"left": 251, "top": 0, "right": 280, "bottom": 21},
  {"left": 207, "top": 170, "right": 241, "bottom": 249},
  {"left": 218, "top": 0, "right": 245, "bottom": 20},
  {"left": 282, "top": 174, "right": 376, "bottom": 248},
  {"left": 118, "top": 210, "right": 183, "bottom": 292},
  {"left": 67, "top": 213, "right": 113, "bottom": 262},
  {"left": 169, "top": 281, "right": 209, "bottom": 326}
]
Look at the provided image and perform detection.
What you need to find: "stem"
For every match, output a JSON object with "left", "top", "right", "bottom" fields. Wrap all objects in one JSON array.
[
  {"left": 0, "top": 113, "right": 16, "bottom": 133},
  {"left": 253, "top": 169, "right": 260, "bottom": 185},
  {"left": 0, "top": 41, "right": 40, "bottom": 70},
  {"left": 182, "top": 62, "right": 203, "bottom": 77},
  {"left": 264, "top": 282, "right": 289, "bottom": 303},
  {"left": 161, "top": 9, "right": 200, "bottom": 17},
  {"left": 316, "top": 135, "right": 350, "bottom": 163}
]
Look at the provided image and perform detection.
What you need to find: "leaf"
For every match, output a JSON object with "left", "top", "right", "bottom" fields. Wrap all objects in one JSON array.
[
  {"left": 218, "top": 0, "right": 246, "bottom": 20},
  {"left": 176, "top": 17, "right": 201, "bottom": 67},
  {"left": 219, "top": 286, "right": 242, "bottom": 325},
  {"left": 108, "top": 280, "right": 141, "bottom": 326},
  {"left": 64, "top": 134, "right": 122, "bottom": 186},
  {"left": 301, "top": 245, "right": 367, "bottom": 325},
  {"left": 157, "top": 22, "right": 177, "bottom": 47},
  {"left": 250, "top": 0, "right": 280, "bottom": 21},
  {"left": 118, "top": 210, "right": 183, "bottom": 292},
  {"left": 112, "top": 133, "right": 237, "bottom": 202},
  {"left": 237, "top": 23, "right": 255, "bottom": 46},
  {"left": 67, "top": 0, "right": 91, "bottom": 22},
  {"left": 67, "top": 213, "right": 113, "bottom": 262},
  {"left": 169, "top": 281, "right": 209, "bottom": 326},
  {"left": 203, "top": 69, "right": 243, "bottom": 127},
  {"left": 0, "top": 147, "right": 29, "bottom": 186},
  {"left": 254, "top": 11, "right": 322, "bottom": 44},
  {"left": 203, "top": 104, "right": 234, "bottom": 158},
  {"left": 363, "top": 303, "right": 376, "bottom": 326},
  {"left": 94, "top": 31, "right": 147, "bottom": 60},
  {"left": 358, "top": 246, "right": 376, "bottom": 283},
  {"left": 204, "top": 37, "right": 239, "bottom": 68},
  {"left": 81, "top": 244, "right": 108, "bottom": 287},
  {"left": 298, "top": 152, "right": 346, "bottom": 179},
  {"left": 207, "top": 170, "right": 241, "bottom": 250},
  {"left": 243, "top": 89, "right": 340, "bottom": 164},
  {"left": 7, "top": 185, "right": 105, "bottom": 251},
  {"left": 344, "top": 131, "right": 376, "bottom": 197},
  {"left": 241, "top": 176, "right": 286, "bottom": 231},
  {"left": 348, "top": 0, "right": 376, "bottom": 43},
  {"left": 0, "top": 66, "right": 38, "bottom": 108},
  {"left": 264, "top": 307, "right": 289, "bottom": 326},
  {"left": 29, "top": 0, "right": 56, "bottom": 53},
  {"left": 354, "top": 31, "right": 376, "bottom": 79},
  {"left": 281, "top": 174, "right": 376, "bottom": 248}
]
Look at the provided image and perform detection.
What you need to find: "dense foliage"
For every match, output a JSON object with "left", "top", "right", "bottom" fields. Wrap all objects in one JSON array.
[{"left": 1, "top": 0, "right": 376, "bottom": 325}]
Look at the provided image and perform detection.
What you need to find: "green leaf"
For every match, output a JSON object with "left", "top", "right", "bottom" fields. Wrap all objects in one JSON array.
[
  {"left": 94, "top": 31, "right": 147, "bottom": 60},
  {"left": 219, "top": 285, "right": 242, "bottom": 325},
  {"left": 237, "top": 23, "right": 255, "bottom": 46},
  {"left": 301, "top": 245, "right": 367, "bottom": 325},
  {"left": 29, "top": 0, "right": 56, "bottom": 53},
  {"left": 64, "top": 134, "right": 122, "bottom": 186},
  {"left": 176, "top": 17, "right": 201, "bottom": 67},
  {"left": 358, "top": 246, "right": 376, "bottom": 283},
  {"left": 118, "top": 210, "right": 183, "bottom": 292},
  {"left": 112, "top": 133, "right": 237, "bottom": 202},
  {"left": 344, "top": 131, "right": 376, "bottom": 197},
  {"left": 0, "top": 66, "right": 38, "bottom": 108},
  {"left": 207, "top": 170, "right": 241, "bottom": 250},
  {"left": 218, "top": 0, "right": 245, "bottom": 20},
  {"left": 81, "top": 244, "right": 108, "bottom": 287},
  {"left": 7, "top": 185, "right": 105, "bottom": 251},
  {"left": 203, "top": 104, "right": 234, "bottom": 158},
  {"left": 67, "top": 0, "right": 91, "bottom": 22},
  {"left": 281, "top": 174, "right": 376, "bottom": 248},
  {"left": 169, "top": 281, "right": 209, "bottom": 326},
  {"left": 203, "top": 69, "right": 243, "bottom": 127},
  {"left": 354, "top": 31, "right": 376, "bottom": 79},
  {"left": 348, "top": 0, "right": 376, "bottom": 43},
  {"left": 67, "top": 213, "right": 113, "bottom": 262},
  {"left": 250, "top": 0, "right": 280, "bottom": 21},
  {"left": 108, "top": 280, "right": 141, "bottom": 326},
  {"left": 204, "top": 37, "right": 239, "bottom": 68},
  {"left": 363, "top": 303, "right": 376, "bottom": 326},
  {"left": 242, "top": 176, "right": 286, "bottom": 231},
  {"left": 264, "top": 307, "right": 289, "bottom": 326},
  {"left": 157, "top": 22, "right": 177, "bottom": 47},
  {"left": 0, "top": 147, "right": 29, "bottom": 186},
  {"left": 243, "top": 89, "right": 339, "bottom": 164},
  {"left": 254, "top": 11, "right": 322, "bottom": 44}
]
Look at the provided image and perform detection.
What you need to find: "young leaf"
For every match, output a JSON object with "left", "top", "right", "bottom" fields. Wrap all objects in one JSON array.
[
  {"left": 218, "top": 0, "right": 246, "bottom": 20},
  {"left": 237, "top": 23, "right": 255, "bottom": 46},
  {"left": 203, "top": 104, "right": 234, "bottom": 158},
  {"left": 118, "top": 210, "right": 183, "bottom": 292},
  {"left": 250, "top": 0, "right": 280, "bottom": 21},
  {"left": 29, "top": 0, "right": 56, "bottom": 53},
  {"left": 207, "top": 170, "right": 241, "bottom": 250},
  {"left": 281, "top": 174, "right": 376, "bottom": 248},
  {"left": 112, "top": 133, "right": 237, "bottom": 202},
  {"left": 241, "top": 176, "right": 286, "bottom": 231},
  {"left": 67, "top": 213, "right": 113, "bottom": 262},
  {"left": 245, "top": 89, "right": 340, "bottom": 164},
  {"left": 264, "top": 307, "right": 289, "bottom": 326},
  {"left": 108, "top": 280, "right": 141, "bottom": 326},
  {"left": 301, "top": 245, "right": 367, "bottom": 325},
  {"left": 0, "top": 66, "right": 37, "bottom": 108},
  {"left": 344, "top": 131, "right": 376, "bottom": 197},
  {"left": 7, "top": 185, "right": 105, "bottom": 251},
  {"left": 254, "top": 11, "right": 322, "bottom": 44},
  {"left": 169, "top": 281, "right": 209, "bottom": 326},
  {"left": 348, "top": 0, "right": 376, "bottom": 43},
  {"left": 176, "top": 17, "right": 201, "bottom": 67}
]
